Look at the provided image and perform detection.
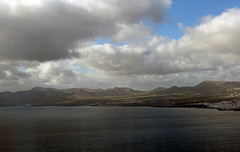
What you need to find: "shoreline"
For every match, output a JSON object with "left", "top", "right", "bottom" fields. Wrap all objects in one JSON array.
[{"left": 0, "top": 104, "right": 239, "bottom": 111}]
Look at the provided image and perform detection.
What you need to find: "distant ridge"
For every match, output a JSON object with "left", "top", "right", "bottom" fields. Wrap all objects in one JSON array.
[
  {"left": 0, "top": 87, "right": 142, "bottom": 106},
  {"left": 1, "top": 80, "right": 240, "bottom": 109},
  {"left": 150, "top": 87, "right": 167, "bottom": 93},
  {"left": 150, "top": 80, "right": 240, "bottom": 94},
  {"left": 192, "top": 80, "right": 240, "bottom": 94}
]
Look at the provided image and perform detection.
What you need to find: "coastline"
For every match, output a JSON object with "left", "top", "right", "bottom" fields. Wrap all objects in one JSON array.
[{"left": 1, "top": 103, "right": 239, "bottom": 111}]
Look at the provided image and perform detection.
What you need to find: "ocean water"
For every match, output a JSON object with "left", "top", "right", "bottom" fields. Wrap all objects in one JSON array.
[{"left": 0, "top": 106, "right": 239, "bottom": 152}]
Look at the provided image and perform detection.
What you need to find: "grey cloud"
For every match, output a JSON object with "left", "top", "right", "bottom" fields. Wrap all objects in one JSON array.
[
  {"left": 12, "top": 70, "right": 30, "bottom": 78},
  {"left": 0, "top": 0, "right": 171, "bottom": 61},
  {"left": 0, "top": 70, "right": 6, "bottom": 79},
  {"left": 112, "top": 23, "right": 154, "bottom": 42},
  {"left": 0, "top": 62, "right": 30, "bottom": 79},
  {"left": 105, "top": 0, "right": 171, "bottom": 23},
  {"left": 0, "top": 61, "right": 31, "bottom": 91}
]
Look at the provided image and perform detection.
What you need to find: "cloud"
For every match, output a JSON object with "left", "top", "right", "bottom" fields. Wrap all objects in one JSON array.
[
  {"left": 1, "top": 2, "right": 240, "bottom": 92},
  {"left": 2, "top": 59, "right": 240, "bottom": 92},
  {"left": 77, "top": 8, "right": 240, "bottom": 75},
  {"left": 112, "top": 23, "right": 154, "bottom": 42},
  {"left": 0, "top": 0, "right": 171, "bottom": 61},
  {"left": 0, "top": 70, "right": 6, "bottom": 79}
]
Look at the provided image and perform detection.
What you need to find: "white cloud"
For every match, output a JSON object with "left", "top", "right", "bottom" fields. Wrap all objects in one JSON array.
[{"left": 77, "top": 8, "right": 240, "bottom": 75}]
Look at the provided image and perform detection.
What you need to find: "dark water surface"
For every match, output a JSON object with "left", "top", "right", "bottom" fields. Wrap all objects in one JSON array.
[{"left": 0, "top": 106, "right": 239, "bottom": 152}]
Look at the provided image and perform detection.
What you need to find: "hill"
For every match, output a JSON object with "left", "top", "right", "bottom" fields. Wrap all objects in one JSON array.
[
  {"left": 0, "top": 87, "right": 142, "bottom": 106},
  {"left": 150, "top": 80, "right": 240, "bottom": 94},
  {"left": 193, "top": 80, "right": 240, "bottom": 93},
  {"left": 0, "top": 80, "right": 240, "bottom": 111}
]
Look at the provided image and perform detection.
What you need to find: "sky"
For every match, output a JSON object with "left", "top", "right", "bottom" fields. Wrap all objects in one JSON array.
[{"left": 0, "top": 0, "right": 240, "bottom": 92}]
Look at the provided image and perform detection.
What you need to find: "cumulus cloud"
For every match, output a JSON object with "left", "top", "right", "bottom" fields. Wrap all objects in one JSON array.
[
  {"left": 112, "top": 23, "right": 154, "bottom": 42},
  {"left": 77, "top": 8, "right": 240, "bottom": 75},
  {"left": 0, "top": 0, "right": 171, "bottom": 61},
  {"left": 1, "top": 2, "right": 240, "bottom": 92},
  {"left": 2, "top": 59, "right": 240, "bottom": 92},
  {"left": 2, "top": 60, "right": 240, "bottom": 92}
]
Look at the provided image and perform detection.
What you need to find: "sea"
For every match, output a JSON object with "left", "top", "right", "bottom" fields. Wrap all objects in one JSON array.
[{"left": 0, "top": 106, "right": 239, "bottom": 152}]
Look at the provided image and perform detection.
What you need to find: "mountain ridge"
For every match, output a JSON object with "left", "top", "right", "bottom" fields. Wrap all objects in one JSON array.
[{"left": 1, "top": 80, "right": 240, "bottom": 111}]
